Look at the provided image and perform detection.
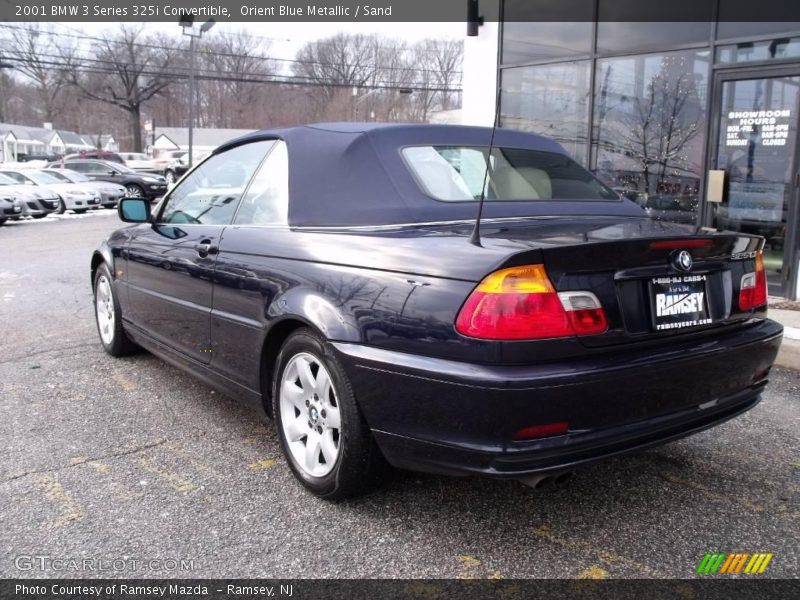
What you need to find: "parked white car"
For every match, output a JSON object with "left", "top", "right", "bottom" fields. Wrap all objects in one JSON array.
[
  {"left": 44, "top": 168, "right": 126, "bottom": 208},
  {"left": 0, "top": 168, "right": 102, "bottom": 214},
  {"left": 118, "top": 152, "right": 159, "bottom": 173}
]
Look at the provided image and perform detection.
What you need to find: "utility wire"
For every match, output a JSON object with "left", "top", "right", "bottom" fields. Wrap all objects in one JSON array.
[{"left": 0, "top": 23, "right": 463, "bottom": 77}]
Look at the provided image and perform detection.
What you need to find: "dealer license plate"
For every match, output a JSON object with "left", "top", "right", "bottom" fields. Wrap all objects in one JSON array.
[{"left": 650, "top": 274, "right": 711, "bottom": 331}]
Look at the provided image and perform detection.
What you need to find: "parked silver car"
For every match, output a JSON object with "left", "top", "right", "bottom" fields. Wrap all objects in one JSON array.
[
  {"left": 44, "top": 168, "right": 126, "bottom": 208},
  {"left": 0, "top": 168, "right": 101, "bottom": 214},
  {"left": 0, "top": 172, "right": 58, "bottom": 218},
  {"left": 0, "top": 193, "right": 23, "bottom": 225}
]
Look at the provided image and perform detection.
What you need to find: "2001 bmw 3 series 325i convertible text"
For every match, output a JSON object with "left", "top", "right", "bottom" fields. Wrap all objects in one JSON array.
[{"left": 92, "top": 123, "right": 783, "bottom": 499}]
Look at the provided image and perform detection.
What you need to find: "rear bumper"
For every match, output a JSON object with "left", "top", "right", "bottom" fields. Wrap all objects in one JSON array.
[{"left": 333, "top": 319, "right": 782, "bottom": 478}]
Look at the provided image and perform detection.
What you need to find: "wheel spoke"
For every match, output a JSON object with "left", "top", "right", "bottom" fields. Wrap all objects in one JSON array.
[
  {"left": 315, "top": 366, "right": 330, "bottom": 397},
  {"left": 320, "top": 429, "right": 338, "bottom": 465},
  {"left": 304, "top": 431, "right": 321, "bottom": 471},
  {"left": 282, "top": 379, "right": 306, "bottom": 410},
  {"left": 296, "top": 356, "right": 315, "bottom": 392},
  {"left": 285, "top": 415, "right": 308, "bottom": 442},
  {"left": 325, "top": 405, "right": 341, "bottom": 429}
]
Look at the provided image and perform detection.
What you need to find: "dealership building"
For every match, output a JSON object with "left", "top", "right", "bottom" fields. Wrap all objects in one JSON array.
[{"left": 462, "top": 1, "right": 800, "bottom": 299}]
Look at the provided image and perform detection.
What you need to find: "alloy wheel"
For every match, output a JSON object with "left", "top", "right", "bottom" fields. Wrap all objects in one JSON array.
[
  {"left": 279, "top": 352, "right": 342, "bottom": 478},
  {"left": 95, "top": 275, "right": 115, "bottom": 345},
  {"left": 126, "top": 185, "right": 144, "bottom": 197}
]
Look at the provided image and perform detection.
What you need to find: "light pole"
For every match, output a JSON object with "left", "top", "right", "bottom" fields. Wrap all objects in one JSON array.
[{"left": 179, "top": 14, "right": 215, "bottom": 168}]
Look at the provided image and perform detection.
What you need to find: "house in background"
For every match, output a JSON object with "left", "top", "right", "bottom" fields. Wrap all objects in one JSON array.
[
  {"left": 0, "top": 122, "right": 101, "bottom": 161},
  {"left": 0, "top": 123, "right": 48, "bottom": 159},
  {"left": 48, "top": 130, "right": 95, "bottom": 155},
  {"left": 152, "top": 127, "right": 256, "bottom": 157},
  {"left": 0, "top": 129, "right": 17, "bottom": 163},
  {"left": 80, "top": 134, "right": 119, "bottom": 152}
]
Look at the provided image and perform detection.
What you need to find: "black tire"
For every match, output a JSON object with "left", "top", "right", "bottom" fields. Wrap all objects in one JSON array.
[
  {"left": 93, "top": 262, "right": 138, "bottom": 357},
  {"left": 272, "top": 328, "right": 389, "bottom": 500},
  {"left": 56, "top": 199, "right": 66, "bottom": 214},
  {"left": 32, "top": 214, "right": 46, "bottom": 219},
  {"left": 74, "top": 209, "right": 87, "bottom": 214},
  {"left": 126, "top": 184, "right": 144, "bottom": 198}
]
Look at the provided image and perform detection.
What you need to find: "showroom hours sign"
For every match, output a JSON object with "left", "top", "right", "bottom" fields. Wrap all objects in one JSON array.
[{"left": 725, "top": 109, "right": 792, "bottom": 147}]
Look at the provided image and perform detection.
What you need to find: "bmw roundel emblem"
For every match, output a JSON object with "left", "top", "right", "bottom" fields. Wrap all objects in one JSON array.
[{"left": 675, "top": 250, "right": 693, "bottom": 272}]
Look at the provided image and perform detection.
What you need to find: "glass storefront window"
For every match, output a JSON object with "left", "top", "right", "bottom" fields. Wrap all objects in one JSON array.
[
  {"left": 597, "top": 23, "right": 711, "bottom": 55},
  {"left": 502, "top": 22, "right": 593, "bottom": 65},
  {"left": 500, "top": 61, "right": 591, "bottom": 165},
  {"left": 716, "top": 37, "right": 800, "bottom": 64},
  {"left": 501, "top": 0, "right": 594, "bottom": 65},
  {"left": 591, "top": 50, "right": 711, "bottom": 225},
  {"left": 716, "top": 22, "right": 800, "bottom": 40}
]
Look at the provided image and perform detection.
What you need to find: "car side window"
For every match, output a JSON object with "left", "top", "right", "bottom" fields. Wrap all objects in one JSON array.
[
  {"left": 234, "top": 141, "right": 289, "bottom": 226},
  {"left": 159, "top": 141, "right": 273, "bottom": 226},
  {"left": 3, "top": 172, "right": 29, "bottom": 184},
  {"left": 74, "top": 162, "right": 99, "bottom": 174}
]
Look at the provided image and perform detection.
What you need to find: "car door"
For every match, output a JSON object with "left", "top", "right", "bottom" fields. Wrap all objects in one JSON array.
[
  {"left": 209, "top": 140, "right": 289, "bottom": 390},
  {"left": 124, "top": 141, "right": 275, "bottom": 363}
]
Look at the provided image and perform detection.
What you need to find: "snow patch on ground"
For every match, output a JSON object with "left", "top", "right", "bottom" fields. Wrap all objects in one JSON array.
[{"left": 3, "top": 209, "right": 117, "bottom": 226}]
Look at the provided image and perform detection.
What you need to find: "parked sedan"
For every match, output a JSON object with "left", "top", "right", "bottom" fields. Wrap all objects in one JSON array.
[
  {"left": 0, "top": 172, "right": 58, "bottom": 218},
  {"left": 0, "top": 193, "right": 23, "bottom": 225},
  {"left": 45, "top": 168, "right": 126, "bottom": 208},
  {"left": 0, "top": 168, "right": 101, "bottom": 214},
  {"left": 92, "top": 123, "right": 782, "bottom": 499},
  {"left": 50, "top": 159, "right": 168, "bottom": 201}
]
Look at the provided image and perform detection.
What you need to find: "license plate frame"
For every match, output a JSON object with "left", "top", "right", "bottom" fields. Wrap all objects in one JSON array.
[{"left": 649, "top": 274, "right": 712, "bottom": 332}]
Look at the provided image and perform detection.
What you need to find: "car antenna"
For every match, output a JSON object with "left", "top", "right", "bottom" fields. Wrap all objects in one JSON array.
[{"left": 469, "top": 85, "right": 503, "bottom": 247}]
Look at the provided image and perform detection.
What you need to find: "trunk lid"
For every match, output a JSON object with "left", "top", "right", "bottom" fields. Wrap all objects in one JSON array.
[{"left": 470, "top": 217, "right": 764, "bottom": 347}]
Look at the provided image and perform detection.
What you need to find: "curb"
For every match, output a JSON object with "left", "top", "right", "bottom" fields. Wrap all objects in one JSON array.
[{"left": 776, "top": 338, "right": 800, "bottom": 371}]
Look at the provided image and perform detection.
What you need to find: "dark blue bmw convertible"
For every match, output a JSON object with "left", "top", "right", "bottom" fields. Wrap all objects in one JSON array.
[{"left": 92, "top": 123, "right": 782, "bottom": 499}]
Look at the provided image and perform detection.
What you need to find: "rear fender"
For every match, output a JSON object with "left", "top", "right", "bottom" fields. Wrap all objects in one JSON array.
[{"left": 268, "top": 287, "right": 361, "bottom": 342}]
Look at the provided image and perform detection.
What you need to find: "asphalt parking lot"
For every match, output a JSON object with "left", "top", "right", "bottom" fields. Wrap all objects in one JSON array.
[{"left": 1, "top": 212, "right": 798, "bottom": 579}]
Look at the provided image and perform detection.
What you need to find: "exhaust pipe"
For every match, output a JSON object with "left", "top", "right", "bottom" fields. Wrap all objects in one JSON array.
[{"left": 519, "top": 470, "right": 575, "bottom": 490}]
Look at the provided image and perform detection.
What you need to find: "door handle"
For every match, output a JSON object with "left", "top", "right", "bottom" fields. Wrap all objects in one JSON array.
[{"left": 195, "top": 240, "right": 218, "bottom": 257}]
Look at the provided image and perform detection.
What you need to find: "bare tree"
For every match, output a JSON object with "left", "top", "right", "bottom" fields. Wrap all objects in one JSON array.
[
  {"left": 415, "top": 39, "right": 463, "bottom": 111},
  {"left": 613, "top": 56, "right": 702, "bottom": 195},
  {"left": 197, "top": 30, "right": 278, "bottom": 128},
  {"left": 293, "top": 33, "right": 381, "bottom": 118},
  {"left": 68, "top": 26, "right": 178, "bottom": 152},
  {"left": 4, "top": 24, "right": 76, "bottom": 124}
]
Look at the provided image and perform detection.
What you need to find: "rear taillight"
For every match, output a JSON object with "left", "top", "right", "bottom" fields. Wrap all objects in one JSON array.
[
  {"left": 739, "top": 251, "right": 768, "bottom": 311},
  {"left": 455, "top": 265, "right": 608, "bottom": 340}
]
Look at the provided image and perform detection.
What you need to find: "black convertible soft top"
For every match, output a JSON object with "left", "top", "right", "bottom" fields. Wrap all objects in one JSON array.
[{"left": 216, "top": 123, "right": 643, "bottom": 227}]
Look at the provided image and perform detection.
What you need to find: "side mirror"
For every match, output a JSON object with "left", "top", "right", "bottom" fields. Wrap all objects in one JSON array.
[
  {"left": 108, "top": 170, "right": 117, "bottom": 176},
  {"left": 118, "top": 197, "right": 151, "bottom": 223}
]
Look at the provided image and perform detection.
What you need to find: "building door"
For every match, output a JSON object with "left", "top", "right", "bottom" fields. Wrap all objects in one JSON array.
[{"left": 708, "top": 66, "right": 800, "bottom": 299}]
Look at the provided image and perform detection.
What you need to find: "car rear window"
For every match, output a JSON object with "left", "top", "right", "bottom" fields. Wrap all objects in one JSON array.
[{"left": 402, "top": 146, "right": 619, "bottom": 202}]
